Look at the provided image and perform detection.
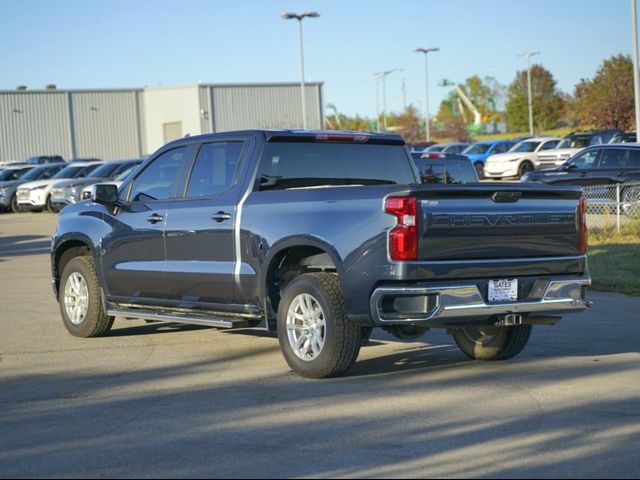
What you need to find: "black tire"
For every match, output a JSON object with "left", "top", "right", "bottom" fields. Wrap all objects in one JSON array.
[
  {"left": 59, "top": 256, "right": 114, "bottom": 338},
  {"left": 46, "top": 195, "right": 54, "bottom": 213},
  {"left": 452, "top": 325, "right": 532, "bottom": 361},
  {"left": 277, "top": 273, "right": 362, "bottom": 378},
  {"left": 474, "top": 162, "right": 485, "bottom": 180},
  {"left": 10, "top": 194, "right": 19, "bottom": 214},
  {"left": 518, "top": 161, "right": 534, "bottom": 178}
]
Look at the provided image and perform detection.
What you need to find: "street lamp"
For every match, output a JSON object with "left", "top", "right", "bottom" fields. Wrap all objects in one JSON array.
[
  {"left": 374, "top": 69, "right": 402, "bottom": 131},
  {"left": 414, "top": 47, "right": 439, "bottom": 142},
  {"left": 519, "top": 51, "right": 540, "bottom": 136},
  {"left": 281, "top": 11, "right": 320, "bottom": 130}
]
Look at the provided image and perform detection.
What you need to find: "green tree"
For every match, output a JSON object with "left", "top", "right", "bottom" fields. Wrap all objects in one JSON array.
[
  {"left": 572, "top": 54, "right": 635, "bottom": 130},
  {"left": 505, "top": 64, "right": 565, "bottom": 132}
]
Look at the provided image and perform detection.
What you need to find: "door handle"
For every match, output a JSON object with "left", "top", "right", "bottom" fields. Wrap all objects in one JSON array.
[
  {"left": 147, "top": 213, "right": 164, "bottom": 224},
  {"left": 212, "top": 211, "right": 232, "bottom": 222}
]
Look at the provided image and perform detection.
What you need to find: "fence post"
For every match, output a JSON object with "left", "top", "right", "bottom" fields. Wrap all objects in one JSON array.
[{"left": 617, "top": 183, "right": 621, "bottom": 233}]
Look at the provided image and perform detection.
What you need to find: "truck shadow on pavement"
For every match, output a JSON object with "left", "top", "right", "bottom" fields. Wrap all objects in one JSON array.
[
  {"left": 0, "top": 234, "right": 50, "bottom": 258},
  {"left": 0, "top": 347, "right": 638, "bottom": 478}
]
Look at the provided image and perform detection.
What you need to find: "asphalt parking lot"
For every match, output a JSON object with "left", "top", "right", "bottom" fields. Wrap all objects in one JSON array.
[{"left": 0, "top": 213, "right": 639, "bottom": 478}]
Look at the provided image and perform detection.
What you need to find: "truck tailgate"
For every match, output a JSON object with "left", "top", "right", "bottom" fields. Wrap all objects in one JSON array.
[{"left": 416, "top": 184, "right": 582, "bottom": 260}]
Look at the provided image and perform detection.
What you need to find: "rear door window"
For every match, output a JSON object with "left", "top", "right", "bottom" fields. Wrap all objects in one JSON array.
[
  {"left": 185, "top": 142, "right": 244, "bottom": 198},
  {"left": 598, "top": 149, "right": 629, "bottom": 169}
]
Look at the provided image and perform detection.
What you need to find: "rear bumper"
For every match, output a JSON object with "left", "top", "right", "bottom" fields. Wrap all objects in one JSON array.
[{"left": 370, "top": 275, "right": 591, "bottom": 326}]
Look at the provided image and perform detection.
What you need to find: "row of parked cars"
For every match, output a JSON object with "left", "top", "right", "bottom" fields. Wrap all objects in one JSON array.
[
  {"left": 411, "top": 129, "right": 636, "bottom": 181},
  {"left": 0, "top": 157, "right": 144, "bottom": 213}
]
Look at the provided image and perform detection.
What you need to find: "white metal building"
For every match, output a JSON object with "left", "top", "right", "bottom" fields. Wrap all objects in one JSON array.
[{"left": 0, "top": 82, "right": 324, "bottom": 163}]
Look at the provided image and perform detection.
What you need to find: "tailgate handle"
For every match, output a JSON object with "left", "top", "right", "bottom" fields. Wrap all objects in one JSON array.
[{"left": 492, "top": 191, "right": 522, "bottom": 203}]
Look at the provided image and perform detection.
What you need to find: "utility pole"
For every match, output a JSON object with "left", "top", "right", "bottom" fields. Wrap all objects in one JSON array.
[
  {"left": 632, "top": 0, "right": 640, "bottom": 138},
  {"left": 414, "top": 48, "right": 439, "bottom": 142},
  {"left": 281, "top": 11, "right": 320, "bottom": 129},
  {"left": 519, "top": 51, "right": 540, "bottom": 136},
  {"left": 374, "top": 69, "right": 401, "bottom": 132}
]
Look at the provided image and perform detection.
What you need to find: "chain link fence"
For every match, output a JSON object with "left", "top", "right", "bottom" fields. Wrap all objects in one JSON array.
[{"left": 583, "top": 181, "right": 640, "bottom": 235}]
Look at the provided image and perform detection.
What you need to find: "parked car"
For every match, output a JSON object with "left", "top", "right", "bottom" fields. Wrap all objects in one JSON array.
[
  {"left": 50, "top": 159, "right": 142, "bottom": 211},
  {"left": 521, "top": 143, "right": 640, "bottom": 186},
  {"left": 422, "top": 142, "right": 471, "bottom": 155},
  {"left": 407, "top": 141, "right": 438, "bottom": 153},
  {"left": 0, "top": 164, "right": 65, "bottom": 213},
  {"left": 68, "top": 157, "right": 102, "bottom": 163},
  {"left": 608, "top": 131, "right": 637, "bottom": 144},
  {"left": 17, "top": 161, "right": 103, "bottom": 212},
  {"left": 462, "top": 140, "right": 518, "bottom": 178},
  {"left": 411, "top": 152, "right": 478, "bottom": 184},
  {"left": 80, "top": 161, "right": 142, "bottom": 200},
  {"left": 52, "top": 129, "right": 589, "bottom": 379},
  {"left": 536, "top": 130, "right": 621, "bottom": 169},
  {"left": 483, "top": 137, "right": 561, "bottom": 180},
  {"left": 26, "top": 155, "right": 65, "bottom": 165}
]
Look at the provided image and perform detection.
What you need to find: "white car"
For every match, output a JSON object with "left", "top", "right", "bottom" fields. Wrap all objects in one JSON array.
[
  {"left": 535, "top": 131, "right": 620, "bottom": 169},
  {"left": 483, "top": 137, "right": 561, "bottom": 180},
  {"left": 17, "top": 161, "right": 103, "bottom": 211}
]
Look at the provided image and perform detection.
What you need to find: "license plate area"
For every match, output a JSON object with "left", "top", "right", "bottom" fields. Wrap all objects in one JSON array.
[{"left": 488, "top": 279, "right": 518, "bottom": 303}]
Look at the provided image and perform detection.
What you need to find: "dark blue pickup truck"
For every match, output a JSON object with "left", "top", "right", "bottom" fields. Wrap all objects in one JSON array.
[{"left": 51, "top": 130, "right": 590, "bottom": 378}]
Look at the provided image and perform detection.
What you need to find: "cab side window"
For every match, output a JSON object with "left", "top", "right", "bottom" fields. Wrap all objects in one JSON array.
[
  {"left": 541, "top": 140, "right": 559, "bottom": 150},
  {"left": 128, "top": 147, "right": 187, "bottom": 201},
  {"left": 185, "top": 142, "right": 244, "bottom": 198}
]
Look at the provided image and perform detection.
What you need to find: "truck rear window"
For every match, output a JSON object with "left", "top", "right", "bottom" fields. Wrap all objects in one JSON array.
[{"left": 258, "top": 142, "right": 415, "bottom": 191}]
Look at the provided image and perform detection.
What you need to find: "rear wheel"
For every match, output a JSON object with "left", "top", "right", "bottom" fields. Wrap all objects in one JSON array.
[
  {"left": 59, "top": 256, "right": 114, "bottom": 337},
  {"left": 277, "top": 273, "right": 362, "bottom": 378},
  {"left": 518, "top": 161, "right": 534, "bottom": 178},
  {"left": 452, "top": 325, "right": 532, "bottom": 361}
]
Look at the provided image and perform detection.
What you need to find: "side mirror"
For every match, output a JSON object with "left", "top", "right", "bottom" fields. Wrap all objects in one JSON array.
[
  {"left": 91, "top": 184, "right": 118, "bottom": 206},
  {"left": 563, "top": 163, "right": 576, "bottom": 171}
]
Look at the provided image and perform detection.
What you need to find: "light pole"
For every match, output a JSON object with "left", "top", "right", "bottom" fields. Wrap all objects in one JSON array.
[
  {"left": 281, "top": 11, "right": 319, "bottom": 129},
  {"left": 414, "top": 47, "right": 439, "bottom": 142},
  {"left": 631, "top": 0, "right": 640, "bottom": 138},
  {"left": 374, "top": 69, "right": 401, "bottom": 131},
  {"left": 519, "top": 51, "right": 540, "bottom": 136}
]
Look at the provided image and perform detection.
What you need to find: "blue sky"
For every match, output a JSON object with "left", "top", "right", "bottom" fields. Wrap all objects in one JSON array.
[{"left": 0, "top": 0, "right": 633, "bottom": 118}]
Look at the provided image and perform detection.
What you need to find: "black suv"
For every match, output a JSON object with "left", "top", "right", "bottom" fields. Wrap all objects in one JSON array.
[{"left": 521, "top": 144, "right": 640, "bottom": 186}]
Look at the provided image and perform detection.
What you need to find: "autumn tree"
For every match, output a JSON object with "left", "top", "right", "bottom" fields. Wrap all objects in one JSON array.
[
  {"left": 572, "top": 54, "right": 635, "bottom": 130},
  {"left": 505, "top": 64, "right": 565, "bottom": 132}
]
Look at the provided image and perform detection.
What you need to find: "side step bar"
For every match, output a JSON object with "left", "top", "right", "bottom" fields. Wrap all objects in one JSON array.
[{"left": 107, "top": 308, "right": 250, "bottom": 329}]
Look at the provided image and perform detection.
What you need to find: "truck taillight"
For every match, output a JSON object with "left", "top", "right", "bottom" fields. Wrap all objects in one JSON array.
[
  {"left": 385, "top": 196, "right": 418, "bottom": 261},
  {"left": 578, "top": 196, "right": 588, "bottom": 254}
]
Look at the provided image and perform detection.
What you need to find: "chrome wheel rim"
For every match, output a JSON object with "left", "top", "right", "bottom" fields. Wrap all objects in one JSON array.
[
  {"left": 64, "top": 272, "right": 89, "bottom": 325},
  {"left": 286, "top": 293, "right": 326, "bottom": 362}
]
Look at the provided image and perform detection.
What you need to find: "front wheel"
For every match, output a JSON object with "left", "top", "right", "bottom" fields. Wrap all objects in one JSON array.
[
  {"left": 10, "top": 194, "right": 19, "bottom": 213},
  {"left": 277, "top": 273, "right": 362, "bottom": 378},
  {"left": 452, "top": 325, "right": 532, "bottom": 361},
  {"left": 518, "top": 161, "right": 534, "bottom": 178},
  {"left": 59, "top": 256, "right": 114, "bottom": 337}
]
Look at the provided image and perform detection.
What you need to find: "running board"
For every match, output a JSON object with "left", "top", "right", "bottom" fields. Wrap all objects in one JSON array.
[{"left": 107, "top": 308, "right": 249, "bottom": 329}]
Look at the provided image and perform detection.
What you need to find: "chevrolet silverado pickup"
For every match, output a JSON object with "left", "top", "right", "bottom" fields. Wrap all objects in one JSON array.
[{"left": 51, "top": 130, "right": 590, "bottom": 378}]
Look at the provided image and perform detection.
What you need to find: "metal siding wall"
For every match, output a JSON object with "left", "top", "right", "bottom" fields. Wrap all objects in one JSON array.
[
  {"left": 0, "top": 92, "right": 72, "bottom": 162},
  {"left": 72, "top": 91, "right": 141, "bottom": 159},
  {"left": 211, "top": 84, "right": 323, "bottom": 132}
]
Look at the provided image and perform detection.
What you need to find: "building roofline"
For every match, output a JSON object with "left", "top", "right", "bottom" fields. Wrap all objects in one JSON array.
[{"left": 0, "top": 82, "right": 324, "bottom": 95}]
